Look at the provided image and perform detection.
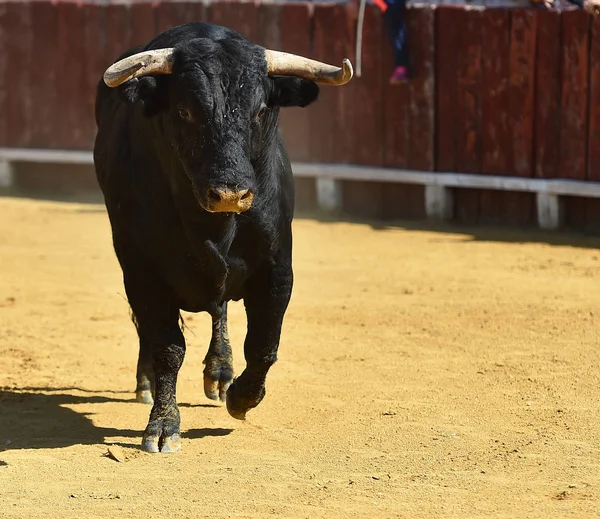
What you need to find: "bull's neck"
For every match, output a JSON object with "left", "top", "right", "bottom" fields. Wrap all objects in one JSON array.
[{"left": 169, "top": 169, "right": 237, "bottom": 302}]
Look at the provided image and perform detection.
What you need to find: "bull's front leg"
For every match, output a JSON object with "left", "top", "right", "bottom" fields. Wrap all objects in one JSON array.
[
  {"left": 142, "top": 331, "right": 186, "bottom": 453},
  {"left": 128, "top": 289, "right": 185, "bottom": 452},
  {"left": 226, "top": 259, "right": 293, "bottom": 420}
]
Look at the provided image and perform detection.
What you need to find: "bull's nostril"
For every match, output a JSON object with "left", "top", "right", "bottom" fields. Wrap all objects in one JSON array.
[
  {"left": 240, "top": 190, "right": 252, "bottom": 201},
  {"left": 208, "top": 189, "right": 221, "bottom": 202}
]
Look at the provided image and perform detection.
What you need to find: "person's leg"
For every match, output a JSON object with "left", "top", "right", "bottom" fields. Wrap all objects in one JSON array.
[{"left": 383, "top": 0, "right": 409, "bottom": 83}]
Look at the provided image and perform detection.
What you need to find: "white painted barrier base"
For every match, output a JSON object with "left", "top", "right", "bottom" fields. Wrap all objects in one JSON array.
[
  {"left": 2, "top": 148, "right": 599, "bottom": 231},
  {"left": 425, "top": 184, "right": 453, "bottom": 221},
  {"left": 293, "top": 162, "right": 600, "bottom": 230}
]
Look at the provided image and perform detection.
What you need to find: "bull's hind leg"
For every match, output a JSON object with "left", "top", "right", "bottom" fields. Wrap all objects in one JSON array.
[
  {"left": 136, "top": 342, "right": 155, "bottom": 404},
  {"left": 203, "top": 302, "right": 234, "bottom": 402},
  {"left": 133, "top": 317, "right": 155, "bottom": 404}
]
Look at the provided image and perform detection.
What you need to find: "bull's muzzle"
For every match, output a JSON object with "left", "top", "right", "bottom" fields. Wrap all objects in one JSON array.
[{"left": 205, "top": 187, "right": 254, "bottom": 213}]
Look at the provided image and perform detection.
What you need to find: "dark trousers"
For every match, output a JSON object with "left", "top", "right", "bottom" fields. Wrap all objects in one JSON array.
[{"left": 383, "top": 1, "right": 409, "bottom": 68}]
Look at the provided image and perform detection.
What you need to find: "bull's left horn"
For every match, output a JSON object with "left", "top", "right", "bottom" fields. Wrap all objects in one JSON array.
[
  {"left": 264, "top": 50, "right": 353, "bottom": 86},
  {"left": 103, "top": 48, "right": 175, "bottom": 88}
]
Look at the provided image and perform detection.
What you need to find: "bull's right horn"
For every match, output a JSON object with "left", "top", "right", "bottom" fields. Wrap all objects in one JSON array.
[
  {"left": 264, "top": 50, "right": 354, "bottom": 86},
  {"left": 103, "top": 48, "right": 175, "bottom": 88}
]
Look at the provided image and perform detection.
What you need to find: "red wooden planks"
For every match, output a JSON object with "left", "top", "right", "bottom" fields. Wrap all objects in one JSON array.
[
  {"left": 559, "top": 9, "right": 590, "bottom": 180},
  {"left": 29, "top": 2, "right": 58, "bottom": 148},
  {"left": 382, "top": 30, "right": 409, "bottom": 170},
  {"left": 106, "top": 4, "right": 133, "bottom": 69},
  {"left": 336, "top": 3, "right": 359, "bottom": 164},
  {"left": 156, "top": 2, "right": 183, "bottom": 35},
  {"left": 210, "top": 1, "right": 258, "bottom": 42},
  {"left": 351, "top": 5, "right": 383, "bottom": 166},
  {"left": 56, "top": 2, "right": 87, "bottom": 149},
  {"left": 504, "top": 8, "right": 538, "bottom": 226},
  {"left": 482, "top": 8, "right": 510, "bottom": 176},
  {"left": 294, "top": 177, "right": 317, "bottom": 212},
  {"left": 381, "top": 6, "right": 410, "bottom": 218},
  {"left": 83, "top": 3, "right": 109, "bottom": 149},
  {"left": 156, "top": 1, "right": 205, "bottom": 35},
  {"left": 296, "top": 3, "right": 356, "bottom": 164},
  {"left": 278, "top": 3, "right": 312, "bottom": 162},
  {"left": 535, "top": 9, "right": 561, "bottom": 179},
  {"left": 480, "top": 8, "right": 510, "bottom": 225},
  {"left": 562, "top": 196, "right": 588, "bottom": 230},
  {"left": 453, "top": 7, "right": 483, "bottom": 224},
  {"left": 580, "top": 199, "right": 600, "bottom": 233},
  {"left": 278, "top": 4, "right": 311, "bottom": 64},
  {"left": 342, "top": 5, "right": 385, "bottom": 219},
  {"left": 587, "top": 14, "right": 600, "bottom": 181},
  {"left": 456, "top": 8, "right": 482, "bottom": 174},
  {"left": 257, "top": 3, "right": 281, "bottom": 49},
  {"left": 558, "top": 9, "right": 593, "bottom": 238},
  {"left": 309, "top": 4, "right": 339, "bottom": 163},
  {"left": 435, "top": 6, "right": 461, "bottom": 172},
  {"left": 5, "top": 2, "right": 32, "bottom": 148},
  {"left": 381, "top": 184, "right": 426, "bottom": 221},
  {"left": 509, "top": 9, "right": 537, "bottom": 178},
  {"left": 130, "top": 2, "right": 157, "bottom": 49},
  {"left": 381, "top": 5, "right": 432, "bottom": 220},
  {"left": 0, "top": 5, "right": 7, "bottom": 147},
  {"left": 587, "top": 16, "right": 600, "bottom": 229},
  {"left": 407, "top": 5, "right": 435, "bottom": 172},
  {"left": 342, "top": 180, "right": 384, "bottom": 220}
]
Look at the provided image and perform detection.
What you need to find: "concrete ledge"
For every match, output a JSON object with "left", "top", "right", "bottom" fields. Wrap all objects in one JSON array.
[
  {"left": 0, "top": 148, "right": 94, "bottom": 165},
  {"left": 292, "top": 162, "right": 600, "bottom": 229},
  {"left": 291, "top": 162, "right": 600, "bottom": 198},
  {"left": 2, "top": 148, "right": 600, "bottom": 230}
]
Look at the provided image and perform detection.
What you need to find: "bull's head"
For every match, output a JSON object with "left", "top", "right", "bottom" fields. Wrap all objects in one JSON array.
[{"left": 102, "top": 30, "right": 353, "bottom": 214}]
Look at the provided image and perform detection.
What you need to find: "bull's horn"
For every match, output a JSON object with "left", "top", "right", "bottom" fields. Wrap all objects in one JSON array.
[
  {"left": 264, "top": 50, "right": 353, "bottom": 86},
  {"left": 103, "top": 48, "right": 175, "bottom": 88}
]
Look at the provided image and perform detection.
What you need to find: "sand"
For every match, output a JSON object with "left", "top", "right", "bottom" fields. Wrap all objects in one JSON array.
[{"left": 1, "top": 196, "right": 599, "bottom": 518}]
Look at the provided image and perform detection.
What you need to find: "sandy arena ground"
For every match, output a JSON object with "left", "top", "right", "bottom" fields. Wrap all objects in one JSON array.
[{"left": 1, "top": 196, "right": 600, "bottom": 518}]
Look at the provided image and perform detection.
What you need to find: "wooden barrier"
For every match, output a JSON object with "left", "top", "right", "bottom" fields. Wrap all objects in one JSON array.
[{"left": 1, "top": 1, "right": 600, "bottom": 233}]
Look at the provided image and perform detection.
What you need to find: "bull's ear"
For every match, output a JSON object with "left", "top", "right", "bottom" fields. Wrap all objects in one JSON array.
[
  {"left": 117, "top": 77, "right": 167, "bottom": 117},
  {"left": 269, "top": 77, "right": 319, "bottom": 108}
]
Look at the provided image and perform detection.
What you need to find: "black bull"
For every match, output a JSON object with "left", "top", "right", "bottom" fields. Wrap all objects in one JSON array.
[{"left": 93, "top": 23, "right": 353, "bottom": 452}]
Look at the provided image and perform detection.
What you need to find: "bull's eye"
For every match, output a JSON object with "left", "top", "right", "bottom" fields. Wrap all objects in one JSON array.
[
  {"left": 257, "top": 106, "right": 267, "bottom": 119},
  {"left": 177, "top": 108, "right": 191, "bottom": 121}
]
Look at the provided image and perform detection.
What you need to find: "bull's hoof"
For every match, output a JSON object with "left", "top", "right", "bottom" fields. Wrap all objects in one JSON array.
[
  {"left": 203, "top": 356, "right": 234, "bottom": 402},
  {"left": 141, "top": 432, "right": 182, "bottom": 453},
  {"left": 141, "top": 410, "right": 181, "bottom": 453},
  {"left": 226, "top": 402, "right": 247, "bottom": 421},
  {"left": 225, "top": 374, "right": 266, "bottom": 421},
  {"left": 136, "top": 389, "right": 154, "bottom": 405},
  {"left": 204, "top": 377, "right": 232, "bottom": 402}
]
